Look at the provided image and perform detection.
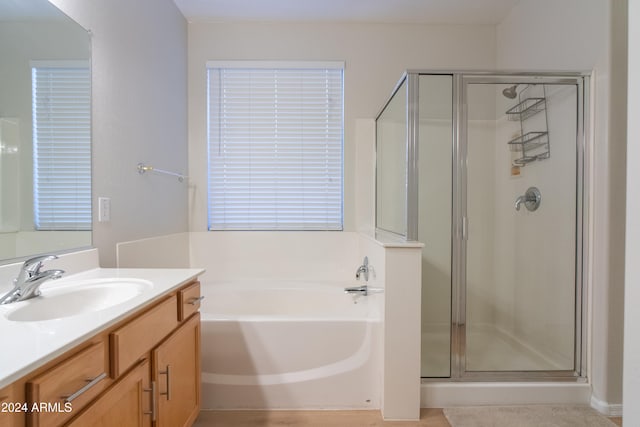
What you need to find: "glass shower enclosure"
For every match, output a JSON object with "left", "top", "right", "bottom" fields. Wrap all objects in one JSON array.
[{"left": 375, "top": 72, "right": 588, "bottom": 380}]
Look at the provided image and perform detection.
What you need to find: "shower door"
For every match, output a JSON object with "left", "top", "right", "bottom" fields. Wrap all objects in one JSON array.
[{"left": 457, "top": 76, "right": 586, "bottom": 378}]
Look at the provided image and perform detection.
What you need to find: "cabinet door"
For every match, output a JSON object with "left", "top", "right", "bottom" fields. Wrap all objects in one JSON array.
[
  {"left": 153, "top": 313, "right": 200, "bottom": 427},
  {"left": 66, "top": 358, "right": 152, "bottom": 427},
  {"left": 0, "top": 383, "right": 24, "bottom": 427}
]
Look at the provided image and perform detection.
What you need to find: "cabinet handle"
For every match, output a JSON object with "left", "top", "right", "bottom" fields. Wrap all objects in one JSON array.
[
  {"left": 143, "top": 381, "right": 156, "bottom": 421},
  {"left": 159, "top": 365, "right": 171, "bottom": 401},
  {"left": 187, "top": 296, "right": 205, "bottom": 306},
  {"left": 61, "top": 372, "right": 107, "bottom": 403}
]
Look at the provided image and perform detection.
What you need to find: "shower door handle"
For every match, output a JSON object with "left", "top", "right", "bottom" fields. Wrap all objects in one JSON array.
[{"left": 461, "top": 216, "right": 468, "bottom": 241}]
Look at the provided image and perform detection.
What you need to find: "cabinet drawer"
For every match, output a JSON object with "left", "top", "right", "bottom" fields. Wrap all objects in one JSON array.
[
  {"left": 110, "top": 295, "right": 178, "bottom": 377},
  {"left": 27, "top": 341, "right": 109, "bottom": 427},
  {"left": 178, "top": 281, "right": 202, "bottom": 321}
]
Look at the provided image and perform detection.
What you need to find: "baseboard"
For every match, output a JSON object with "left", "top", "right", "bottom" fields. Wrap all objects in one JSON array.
[{"left": 590, "top": 395, "right": 623, "bottom": 416}]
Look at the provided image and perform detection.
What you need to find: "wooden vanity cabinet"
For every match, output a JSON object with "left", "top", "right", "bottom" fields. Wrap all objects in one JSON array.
[{"left": 2, "top": 279, "right": 201, "bottom": 427}]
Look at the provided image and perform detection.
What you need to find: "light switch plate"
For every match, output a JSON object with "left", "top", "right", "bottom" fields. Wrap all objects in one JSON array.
[{"left": 98, "top": 197, "right": 111, "bottom": 222}]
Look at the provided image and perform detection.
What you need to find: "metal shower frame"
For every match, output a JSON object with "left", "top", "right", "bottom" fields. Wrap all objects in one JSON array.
[{"left": 375, "top": 71, "right": 590, "bottom": 382}]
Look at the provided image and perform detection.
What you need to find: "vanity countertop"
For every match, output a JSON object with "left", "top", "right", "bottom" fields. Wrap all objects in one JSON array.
[{"left": 0, "top": 267, "right": 204, "bottom": 388}]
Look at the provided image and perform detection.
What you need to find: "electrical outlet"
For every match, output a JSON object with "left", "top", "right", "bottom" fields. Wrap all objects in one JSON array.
[{"left": 98, "top": 197, "right": 111, "bottom": 222}]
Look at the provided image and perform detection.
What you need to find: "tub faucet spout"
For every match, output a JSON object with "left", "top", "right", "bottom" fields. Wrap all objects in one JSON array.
[{"left": 344, "top": 285, "right": 368, "bottom": 296}]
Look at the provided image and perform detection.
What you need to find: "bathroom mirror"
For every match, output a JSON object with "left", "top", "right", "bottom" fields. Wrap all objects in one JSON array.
[{"left": 0, "top": 0, "right": 92, "bottom": 263}]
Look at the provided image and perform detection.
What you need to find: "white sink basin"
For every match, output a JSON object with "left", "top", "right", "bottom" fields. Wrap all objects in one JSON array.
[{"left": 4, "top": 278, "right": 153, "bottom": 322}]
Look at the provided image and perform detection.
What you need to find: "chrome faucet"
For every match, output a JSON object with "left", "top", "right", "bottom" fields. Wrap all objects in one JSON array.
[
  {"left": 514, "top": 195, "right": 526, "bottom": 211},
  {"left": 344, "top": 284, "right": 368, "bottom": 296},
  {"left": 514, "top": 187, "right": 542, "bottom": 212},
  {"left": 355, "top": 256, "right": 369, "bottom": 282},
  {"left": 347, "top": 256, "right": 370, "bottom": 297},
  {"left": 0, "top": 255, "right": 65, "bottom": 305}
]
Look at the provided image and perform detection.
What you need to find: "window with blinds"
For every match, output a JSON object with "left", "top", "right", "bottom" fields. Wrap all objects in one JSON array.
[
  {"left": 207, "top": 61, "right": 344, "bottom": 231},
  {"left": 32, "top": 62, "right": 91, "bottom": 231}
]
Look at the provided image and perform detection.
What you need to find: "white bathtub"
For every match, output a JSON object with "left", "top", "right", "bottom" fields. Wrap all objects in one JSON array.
[{"left": 199, "top": 281, "right": 382, "bottom": 409}]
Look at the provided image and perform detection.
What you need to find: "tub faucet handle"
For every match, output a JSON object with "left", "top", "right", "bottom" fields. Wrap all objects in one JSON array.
[{"left": 355, "top": 256, "right": 369, "bottom": 282}]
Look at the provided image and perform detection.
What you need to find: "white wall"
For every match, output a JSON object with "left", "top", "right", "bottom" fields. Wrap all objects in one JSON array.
[
  {"left": 624, "top": 0, "right": 640, "bottom": 423},
  {"left": 116, "top": 232, "right": 190, "bottom": 268},
  {"left": 190, "top": 231, "right": 361, "bottom": 283},
  {"left": 497, "top": 0, "right": 626, "bottom": 411},
  {"left": 381, "top": 244, "right": 423, "bottom": 420},
  {"left": 188, "top": 22, "right": 497, "bottom": 232},
  {"left": 48, "top": 0, "right": 189, "bottom": 267}
]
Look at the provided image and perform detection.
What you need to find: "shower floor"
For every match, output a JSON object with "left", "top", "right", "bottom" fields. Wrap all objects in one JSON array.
[{"left": 421, "top": 324, "right": 569, "bottom": 376}]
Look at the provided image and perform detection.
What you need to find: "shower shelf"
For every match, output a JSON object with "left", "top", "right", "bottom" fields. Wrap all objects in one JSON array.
[
  {"left": 508, "top": 132, "right": 550, "bottom": 166},
  {"left": 507, "top": 131, "right": 548, "bottom": 147},
  {"left": 506, "top": 97, "right": 546, "bottom": 121},
  {"left": 512, "top": 152, "right": 550, "bottom": 166},
  {"left": 506, "top": 86, "right": 550, "bottom": 167}
]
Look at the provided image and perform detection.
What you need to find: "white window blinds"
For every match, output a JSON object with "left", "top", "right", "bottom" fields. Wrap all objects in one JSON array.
[
  {"left": 207, "top": 61, "right": 344, "bottom": 230},
  {"left": 32, "top": 62, "right": 91, "bottom": 231}
]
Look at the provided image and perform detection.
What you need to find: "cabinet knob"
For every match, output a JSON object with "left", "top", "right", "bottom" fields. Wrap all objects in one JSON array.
[{"left": 187, "top": 296, "right": 205, "bottom": 306}]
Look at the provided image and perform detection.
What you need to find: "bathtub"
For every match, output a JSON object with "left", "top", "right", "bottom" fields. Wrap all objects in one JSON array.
[{"left": 199, "top": 281, "right": 382, "bottom": 409}]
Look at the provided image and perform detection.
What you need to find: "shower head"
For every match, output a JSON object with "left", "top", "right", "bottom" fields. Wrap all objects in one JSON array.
[{"left": 502, "top": 85, "right": 519, "bottom": 99}]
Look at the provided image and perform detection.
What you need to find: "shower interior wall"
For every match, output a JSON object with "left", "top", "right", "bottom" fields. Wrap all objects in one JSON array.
[{"left": 465, "top": 83, "right": 578, "bottom": 372}]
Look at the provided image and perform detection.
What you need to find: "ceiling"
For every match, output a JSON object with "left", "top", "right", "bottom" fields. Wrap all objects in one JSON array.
[
  {"left": 0, "top": 0, "right": 67, "bottom": 22},
  {"left": 173, "top": 0, "right": 522, "bottom": 25}
]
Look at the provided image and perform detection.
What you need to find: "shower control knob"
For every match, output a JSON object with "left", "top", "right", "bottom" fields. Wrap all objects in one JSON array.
[{"left": 515, "top": 187, "right": 541, "bottom": 212}]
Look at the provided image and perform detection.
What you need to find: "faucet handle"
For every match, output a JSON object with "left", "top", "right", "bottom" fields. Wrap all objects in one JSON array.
[
  {"left": 355, "top": 256, "right": 370, "bottom": 282},
  {"left": 19, "top": 255, "right": 59, "bottom": 279}
]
